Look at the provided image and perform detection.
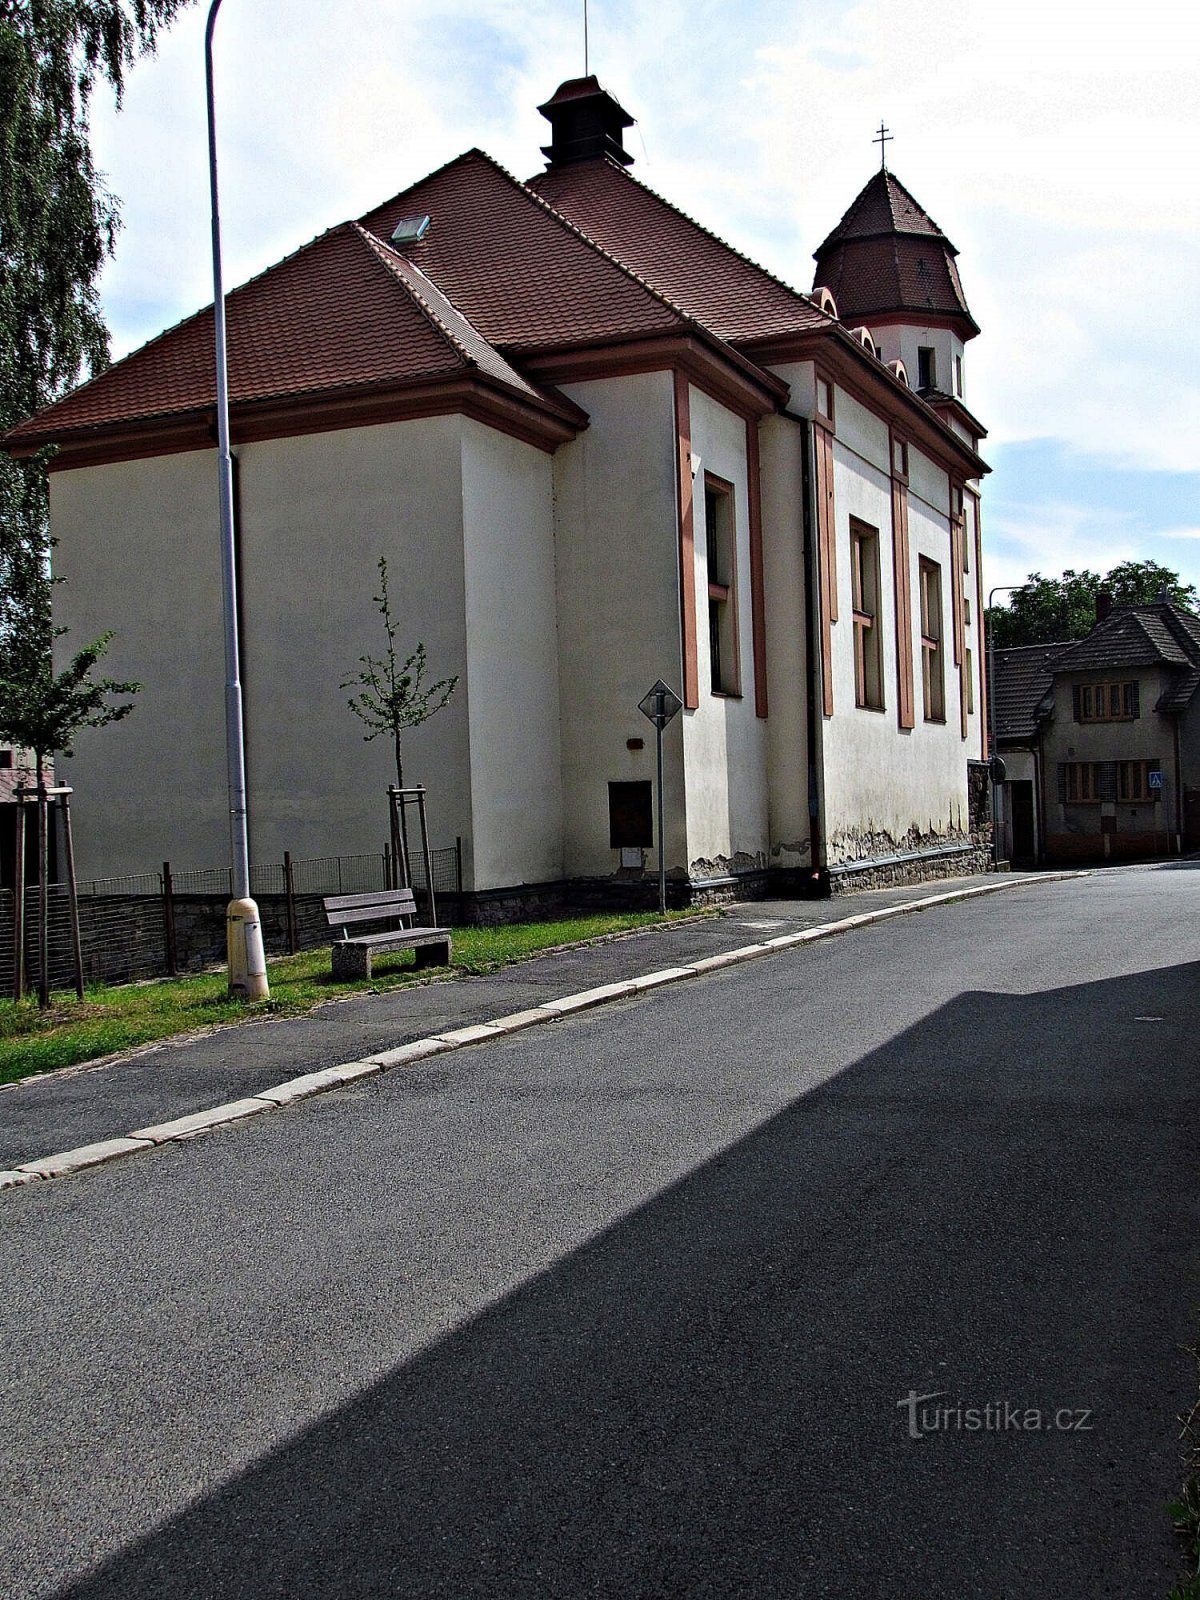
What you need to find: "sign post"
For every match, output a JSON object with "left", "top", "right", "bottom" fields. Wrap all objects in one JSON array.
[{"left": 638, "top": 680, "right": 683, "bottom": 914}]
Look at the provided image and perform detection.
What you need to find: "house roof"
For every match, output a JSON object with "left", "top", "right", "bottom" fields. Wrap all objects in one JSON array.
[
  {"left": 812, "top": 169, "right": 977, "bottom": 336},
  {"left": 527, "top": 155, "right": 832, "bottom": 346},
  {"left": 4, "top": 117, "right": 984, "bottom": 471},
  {"left": 1052, "top": 605, "right": 1197, "bottom": 673},
  {"left": 4, "top": 218, "right": 558, "bottom": 451},
  {"left": 989, "top": 643, "right": 1065, "bottom": 742},
  {"left": 359, "top": 148, "right": 688, "bottom": 354},
  {"left": 991, "top": 604, "right": 1200, "bottom": 740}
]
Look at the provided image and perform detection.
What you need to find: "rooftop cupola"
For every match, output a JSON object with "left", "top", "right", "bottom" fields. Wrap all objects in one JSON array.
[
  {"left": 813, "top": 168, "right": 979, "bottom": 342},
  {"left": 539, "top": 76, "right": 634, "bottom": 169}
]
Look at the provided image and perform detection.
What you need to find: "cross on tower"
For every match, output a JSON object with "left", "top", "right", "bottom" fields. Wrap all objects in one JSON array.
[{"left": 873, "top": 120, "right": 893, "bottom": 170}]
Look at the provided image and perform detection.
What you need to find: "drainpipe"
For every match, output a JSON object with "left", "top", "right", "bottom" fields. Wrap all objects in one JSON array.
[
  {"left": 792, "top": 410, "right": 828, "bottom": 896},
  {"left": 1173, "top": 714, "right": 1184, "bottom": 854}
]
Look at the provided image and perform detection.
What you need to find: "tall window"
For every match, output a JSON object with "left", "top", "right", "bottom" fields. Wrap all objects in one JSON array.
[
  {"left": 917, "top": 346, "right": 936, "bottom": 389},
  {"left": 954, "top": 353, "right": 964, "bottom": 396},
  {"left": 705, "top": 476, "right": 739, "bottom": 696},
  {"left": 919, "top": 558, "right": 944, "bottom": 721},
  {"left": 850, "top": 520, "right": 883, "bottom": 709}
]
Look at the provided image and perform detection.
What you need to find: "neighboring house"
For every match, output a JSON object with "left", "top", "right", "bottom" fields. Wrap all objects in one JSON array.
[
  {"left": 990, "top": 599, "right": 1200, "bottom": 864},
  {"left": 0, "top": 748, "right": 56, "bottom": 889},
  {"left": 2, "top": 77, "right": 991, "bottom": 908}
]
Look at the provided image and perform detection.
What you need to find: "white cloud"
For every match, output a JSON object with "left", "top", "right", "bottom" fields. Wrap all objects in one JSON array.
[{"left": 85, "top": 0, "right": 1200, "bottom": 511}]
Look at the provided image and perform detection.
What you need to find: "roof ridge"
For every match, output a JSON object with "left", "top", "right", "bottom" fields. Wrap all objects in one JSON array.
[
  {"left": 352, "top": 223, "right": 474, "bottom": 371},
  {"left": 465, "top": 147, "right": 698, "bottom": 330},
  {"left": 537, "top": 156, "right": 836, "bottom": 328}
]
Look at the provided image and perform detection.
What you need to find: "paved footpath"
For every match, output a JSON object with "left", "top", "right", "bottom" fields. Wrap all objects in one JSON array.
[{"left": 0, "top": 871, "right": 1056, "bottom": 1177}]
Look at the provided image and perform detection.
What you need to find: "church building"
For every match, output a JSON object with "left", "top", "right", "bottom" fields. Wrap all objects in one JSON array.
[{"left": 3, "top": 78, "right": 991, "bottom": 908}]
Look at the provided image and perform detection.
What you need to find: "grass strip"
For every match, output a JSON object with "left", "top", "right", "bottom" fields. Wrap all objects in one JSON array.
[{"left": 0, "top": 909, "right": 709, "bottom": 1087}]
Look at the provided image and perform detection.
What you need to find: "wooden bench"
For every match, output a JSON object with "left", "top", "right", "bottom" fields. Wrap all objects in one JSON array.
[{"left": 325, "top": 889, "right": 452, "bottom": 980}]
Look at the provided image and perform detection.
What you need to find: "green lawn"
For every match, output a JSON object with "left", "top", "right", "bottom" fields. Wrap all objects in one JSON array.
[{"left": 0, "top": 909, "right": 710, "bottom": 1087}]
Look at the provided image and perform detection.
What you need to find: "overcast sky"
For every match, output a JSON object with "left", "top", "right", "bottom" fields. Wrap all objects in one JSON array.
[{"left": 88, "top": 0, "right": 1200, "bottom": 600}]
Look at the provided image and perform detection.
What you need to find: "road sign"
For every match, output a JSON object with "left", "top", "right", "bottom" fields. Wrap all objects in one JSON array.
[
  {"left": 1148, "top": 768, "right": 1165, "bottom": 789},
  {"left": 638, "top": 681, "right": 682, "bottom": 913},
  {"left": 639, "top": 680, "right": 682, "bottom": 730}
]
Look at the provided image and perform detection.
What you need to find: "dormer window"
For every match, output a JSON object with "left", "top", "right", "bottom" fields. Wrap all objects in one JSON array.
[{"left": 917, "top": 346, "right": 936, "bottom": 390}]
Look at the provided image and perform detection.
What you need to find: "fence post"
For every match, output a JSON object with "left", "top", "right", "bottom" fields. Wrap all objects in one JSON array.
[
  {"left": 12, "top": 796, "right": 26, "bottom": 1001},
  {"left": 283, "top": 850, "right": 298, "bottom": 955},
  {"left": 61, "top": 791, "right": 84, "bottom": 1000},
  {"left": 162, "top": 861, "right": 178, "bottom": 976},
  {"left": 417, "top": 788, "right": 436, "bottom": 928},
  {"left": 455, "top": 835, "right": 463, "bottom": 896}
]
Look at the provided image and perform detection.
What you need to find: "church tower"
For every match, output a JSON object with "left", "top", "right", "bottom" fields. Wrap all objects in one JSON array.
[{"left": 813, "top": 166, "right": 981, "bottom": 445}]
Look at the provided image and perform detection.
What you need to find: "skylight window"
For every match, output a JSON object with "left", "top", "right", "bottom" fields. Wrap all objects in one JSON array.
[{"left": 391, "top": 215, "right": 431, "bottom": 245}]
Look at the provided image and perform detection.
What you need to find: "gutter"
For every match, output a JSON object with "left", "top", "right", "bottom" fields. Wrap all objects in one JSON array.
[{"left": 792, "top": 409, "right": 828, "bottom": 894}]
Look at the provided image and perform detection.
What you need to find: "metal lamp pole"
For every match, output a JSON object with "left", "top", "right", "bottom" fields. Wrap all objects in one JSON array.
[
  {"left": 206, "top": 0, "right": 268, "bottom": 999},
  {"left": 986, "top": 584, "right": 1027, "bottom": 871}
]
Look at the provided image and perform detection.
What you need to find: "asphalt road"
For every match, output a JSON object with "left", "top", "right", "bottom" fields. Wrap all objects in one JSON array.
[{"left": 2, "top": 865, "right": 1198, "bottom": 1598}]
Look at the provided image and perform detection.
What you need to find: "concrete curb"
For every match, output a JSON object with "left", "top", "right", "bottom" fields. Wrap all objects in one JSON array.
[{"left": 4, "top": 871, "right": 1084, "bottom": 1193}]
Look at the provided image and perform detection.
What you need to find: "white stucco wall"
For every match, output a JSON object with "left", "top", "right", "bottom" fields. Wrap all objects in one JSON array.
[
  {"left": 50, "top": 416, "right": 475, "bottom": 879},
  {"left": 553, "top": 371, "right": 686, "bottom": 880},
  {"left": 50, "top": 452, "right": 228, "bottom": 876},
  {"left": 813, "top": 385, "right": 979, "bottom": 859},
  {"left": 460, "top": 421, "right": 563, "bottom": 889},
  {"left": 683, "top": 386, "right": 770, "bottom": 875},
  {"left": 236, "top": 417, "right": 470, "bottom": 869}
]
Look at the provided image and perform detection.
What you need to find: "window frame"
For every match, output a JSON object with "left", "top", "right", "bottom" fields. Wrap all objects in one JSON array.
[
  {"left": 703, "top": 472, "right": 741, "bottom": 698},
  {"left": 1074, "top": 679, "right": 1139, "bottom": 723},
  {"left": 1117, "top": 760, "right": 1161, "bottom": 803},
  {"left": 1064, "top": 762, "right": 1101, "bottom": 803},
  {"left": 919, "top": 557, "right": 945, "bottom": 722},
  {"left": 849, "top": 519, "right": 884, "bottom": 711}
]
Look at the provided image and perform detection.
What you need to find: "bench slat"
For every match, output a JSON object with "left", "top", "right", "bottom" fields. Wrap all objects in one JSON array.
[
  {"left": 326, "top": 903, "right": 416, "bottom": 929},
  {"left": 331, "top": 926, "right": 450, "bottom": 950},
  {"left": 324, "top": 890, "right": 416, "bottom": 914}
]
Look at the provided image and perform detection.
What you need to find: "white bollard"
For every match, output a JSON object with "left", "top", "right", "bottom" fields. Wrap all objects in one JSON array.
[{"left": 227, "top": 897, "right": 270, "bottom": 1000}]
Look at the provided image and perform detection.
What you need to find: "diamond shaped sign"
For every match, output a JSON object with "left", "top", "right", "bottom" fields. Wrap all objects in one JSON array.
[{"left": 638, "top": 680, "right": 682, "bottom": 730}]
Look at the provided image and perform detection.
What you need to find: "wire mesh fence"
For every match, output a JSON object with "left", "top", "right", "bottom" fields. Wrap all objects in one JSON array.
[{"left": 0, "top": 843, "right": 462, "bottom": 999}]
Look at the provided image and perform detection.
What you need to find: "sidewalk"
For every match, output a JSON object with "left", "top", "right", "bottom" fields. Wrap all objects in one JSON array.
[{"left": 0, "top": 870, "right": 1059, "bottom": 1176}]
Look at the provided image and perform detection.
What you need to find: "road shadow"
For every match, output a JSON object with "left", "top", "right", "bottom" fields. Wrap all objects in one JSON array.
[{"left": 57, "top": 961, "right": 1200, "bottom": 1599}]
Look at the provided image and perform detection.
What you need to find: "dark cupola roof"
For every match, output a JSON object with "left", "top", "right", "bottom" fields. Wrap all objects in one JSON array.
[
  {"left": 538, "top": 76, "right": 634, "bottom": 169},
  {"left": 813, "top": 169, "right": 979, "bottom": 340}
]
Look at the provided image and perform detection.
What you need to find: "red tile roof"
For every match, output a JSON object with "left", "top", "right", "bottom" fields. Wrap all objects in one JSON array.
[
  {"left": 359, "top": 149, "right": 687, "bottom": 353},
  {"left": 528, "top": 156, "right": 831, "bottom": 345},
  {"left": 5, "top": 217, "right": 555, "bottom": 448},
  {"left": 3, "top": 138, "right": 979, "bottom": 460},
  {"left": 816, "top": 171, "right": 949, "bottom": 250},
  {"left": 813, "top": 170, "right": 977, "bottom": 335}
]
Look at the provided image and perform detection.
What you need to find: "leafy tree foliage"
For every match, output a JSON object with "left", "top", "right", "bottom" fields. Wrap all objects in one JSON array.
[
  {"left": 0, "top": 0, "right": 194, "bottom": 658},
  {"left": 0, "top": 612, "right": 139, "bottom": 785},
  {"left": 986, "top": 560, "right": 1199, "bottom": 649}
]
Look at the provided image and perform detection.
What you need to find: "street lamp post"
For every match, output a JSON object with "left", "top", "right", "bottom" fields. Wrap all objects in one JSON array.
[
  {"left": 986, "top": 583, "right": 1028, "bottom": 871},
  {"left": 206, "top": 0, "right": 269, "bottom": 999}
]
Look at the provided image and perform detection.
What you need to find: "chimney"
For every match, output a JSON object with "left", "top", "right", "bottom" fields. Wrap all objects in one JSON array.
[
  {"left": 1095, "top": 590, "right": 1113, "bottom": 623},
  {"left": 539, "top": 77, "right": 634, "bottom": 169}
]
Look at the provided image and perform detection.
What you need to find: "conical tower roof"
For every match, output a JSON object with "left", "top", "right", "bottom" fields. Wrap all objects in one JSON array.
[{"left": 813, "top": 169, "right": 978, "bottom": 339}]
